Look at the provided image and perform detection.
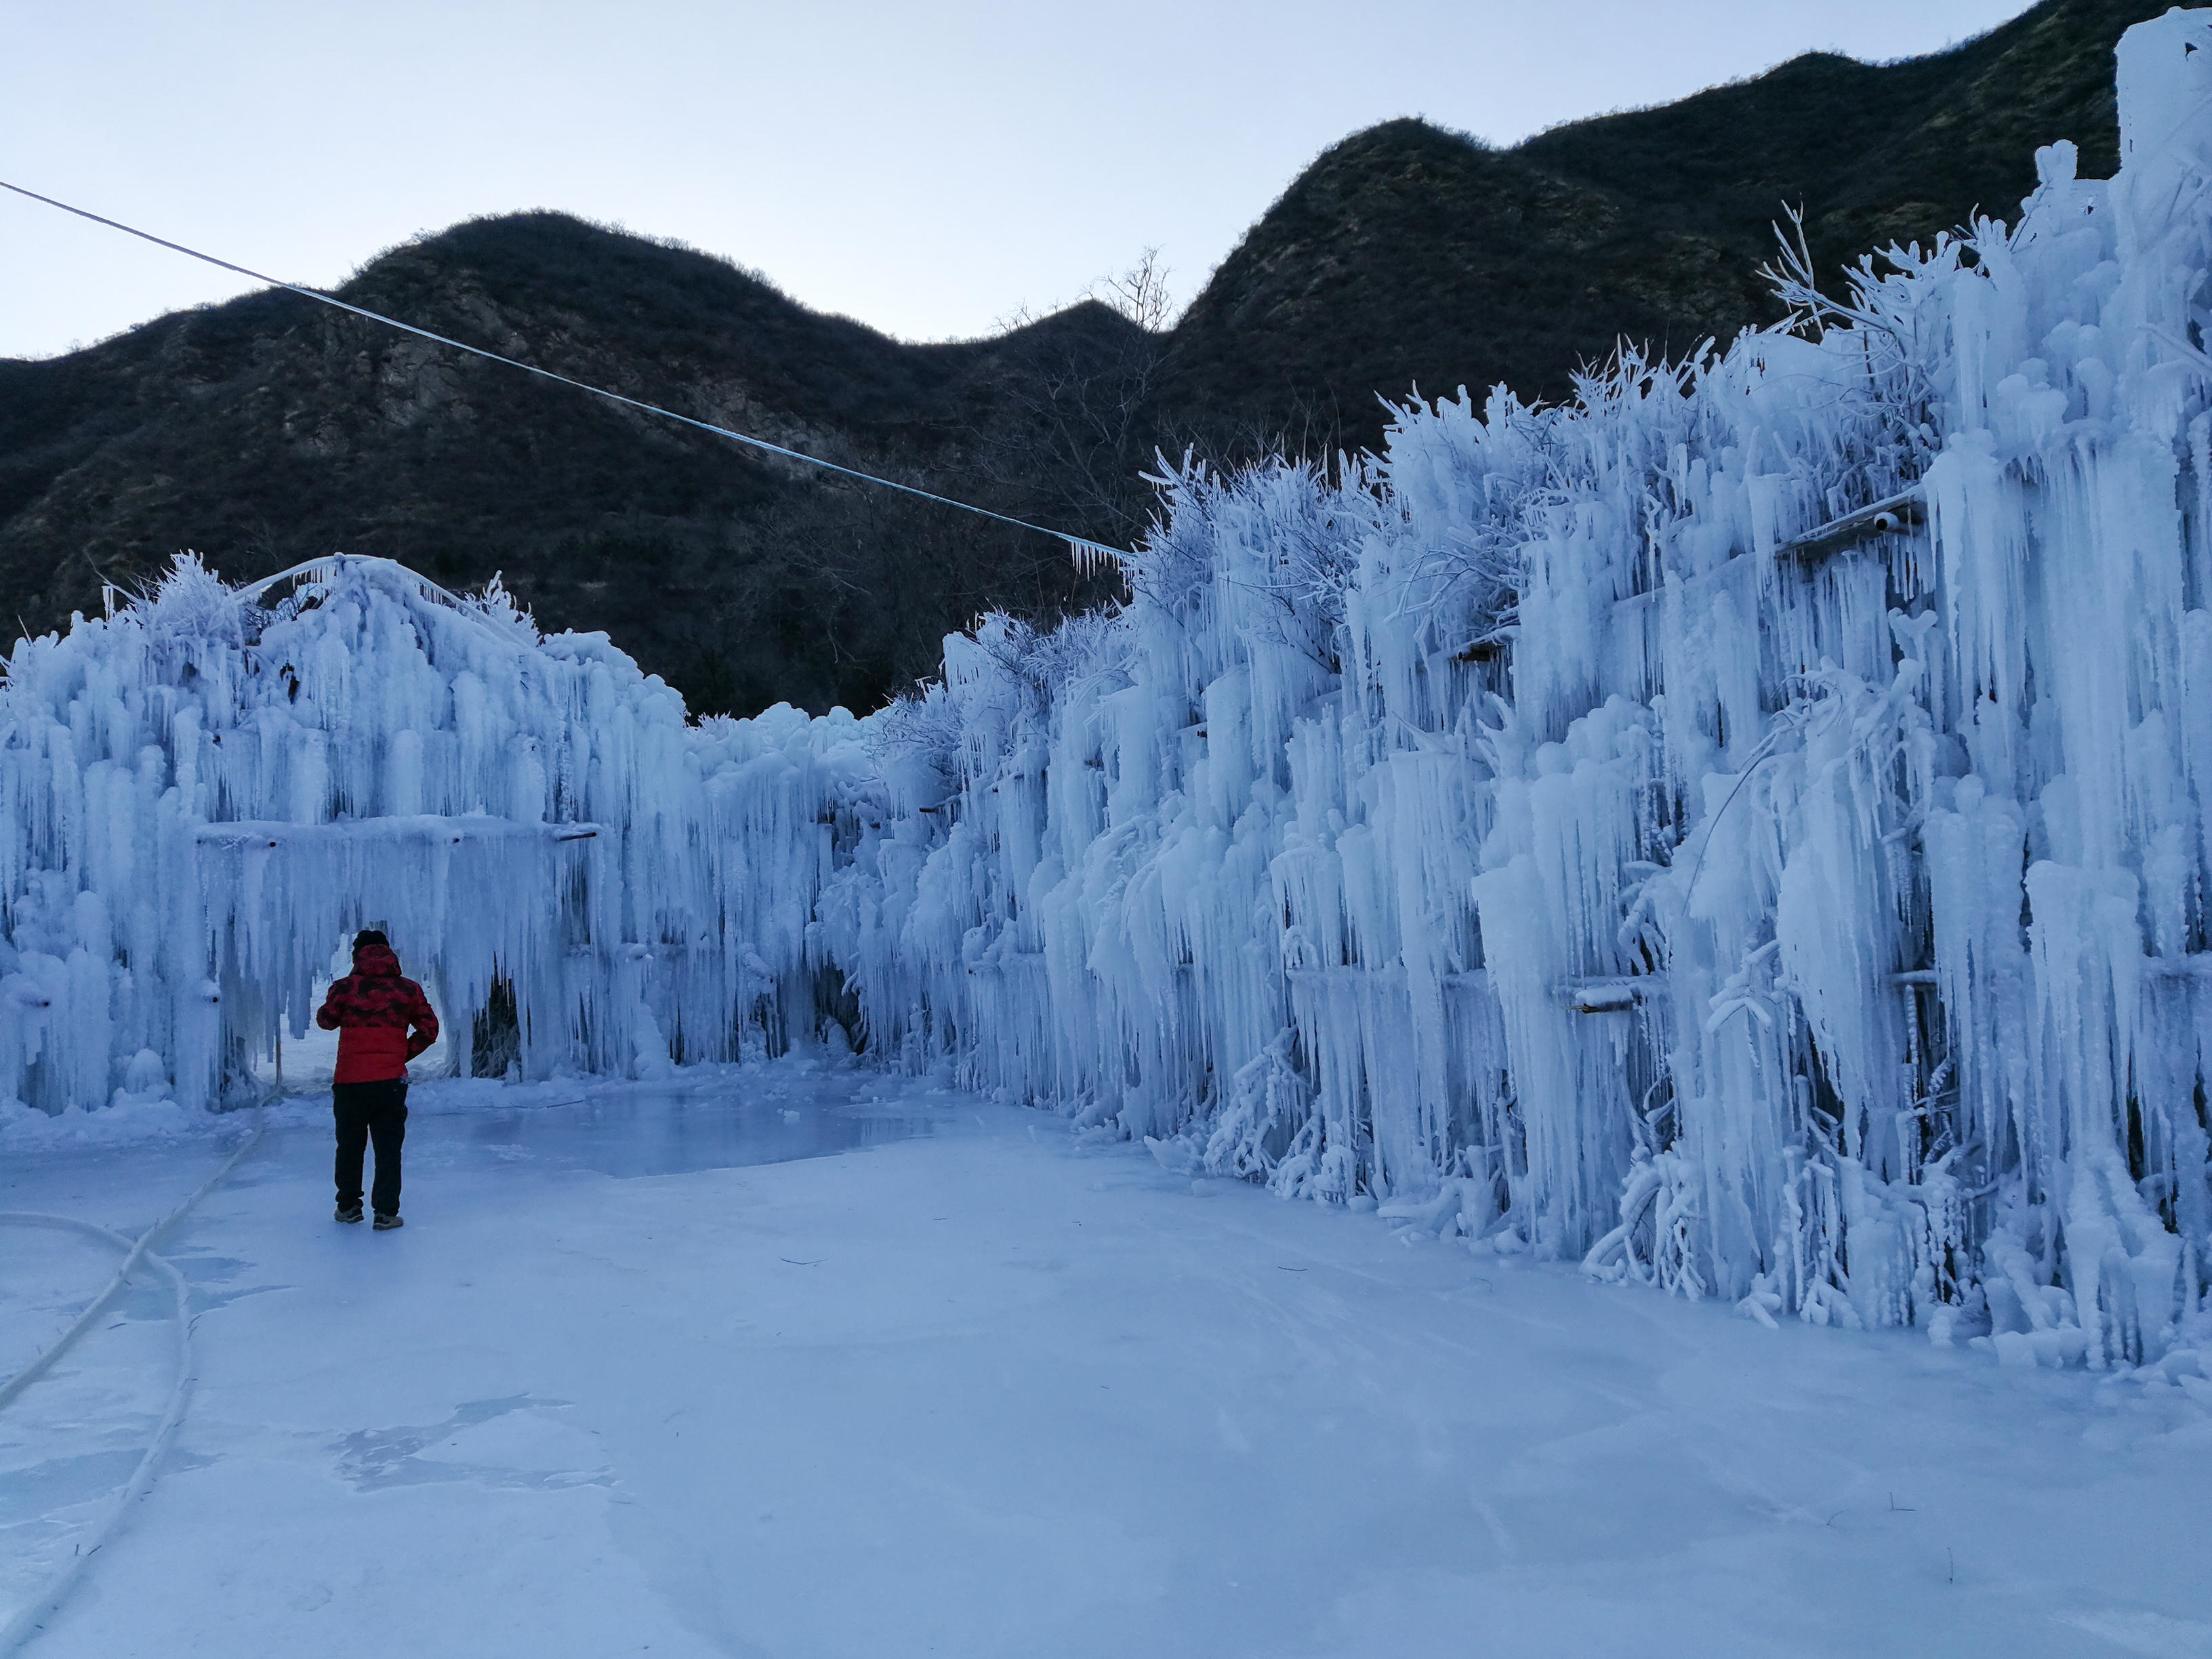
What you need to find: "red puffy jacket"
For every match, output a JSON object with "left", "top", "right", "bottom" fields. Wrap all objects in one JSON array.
[{"left": 316, "top": 942, "right": 440, "bottom": 1084}]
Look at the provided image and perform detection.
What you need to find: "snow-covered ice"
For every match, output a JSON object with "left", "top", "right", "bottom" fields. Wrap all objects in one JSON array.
[{"left": 1, "top": 1063, "right": 2209, "bottom": 1658}]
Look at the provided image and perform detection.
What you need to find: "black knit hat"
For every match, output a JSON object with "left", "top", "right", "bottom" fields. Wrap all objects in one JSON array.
[{"left": 352, "top": 928, "right": 389, "bottom": 951}]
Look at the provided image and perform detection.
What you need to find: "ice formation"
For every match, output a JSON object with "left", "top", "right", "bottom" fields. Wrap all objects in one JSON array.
[
  {"left": 812, "top": 10, "right": 2212, "bottom": 1366},
  {"left": 9, "top": 13, "right": 2212, "bottom": 1366},
  {"left": 0, "top": 556, "right": 867, "bottom": 1111}
]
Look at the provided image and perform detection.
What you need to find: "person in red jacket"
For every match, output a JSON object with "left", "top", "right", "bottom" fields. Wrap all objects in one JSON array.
[{"left": 316, "top": 930, "right": 440, "bottom": 1229}]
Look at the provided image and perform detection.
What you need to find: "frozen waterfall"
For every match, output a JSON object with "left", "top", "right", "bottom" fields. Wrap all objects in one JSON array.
[{"left": 8, "top": 12, "right": 2212, "bottom": 1369}]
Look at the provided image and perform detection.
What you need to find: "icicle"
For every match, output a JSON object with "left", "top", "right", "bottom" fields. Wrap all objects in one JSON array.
[{"left": 796, "top": 12, "right": 2212, "bottom": 1358}]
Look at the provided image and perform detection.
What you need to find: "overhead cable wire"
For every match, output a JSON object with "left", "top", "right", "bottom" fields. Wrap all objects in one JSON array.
[{"left": 0, "top": 179, "right": 1128, "bottom": 570}]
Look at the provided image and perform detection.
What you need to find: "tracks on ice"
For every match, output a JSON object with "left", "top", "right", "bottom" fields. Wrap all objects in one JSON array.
[{"left": 0, "top": 1112, "right": 263, "bottom": 1653}]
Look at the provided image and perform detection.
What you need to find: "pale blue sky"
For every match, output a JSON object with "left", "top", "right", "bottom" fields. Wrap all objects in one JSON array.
[{"left": 2, "top": 1, "right": 2037, "bottom": 360}]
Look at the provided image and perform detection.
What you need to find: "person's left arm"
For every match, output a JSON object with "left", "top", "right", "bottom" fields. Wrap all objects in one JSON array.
[{"left": 404, "top": 983, "right": 441, "bottom": 1061}]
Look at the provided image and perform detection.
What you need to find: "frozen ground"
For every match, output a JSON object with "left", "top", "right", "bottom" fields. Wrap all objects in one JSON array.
[{"left": 3, "top": 1061, "right": 2209, "bottom": 1659}]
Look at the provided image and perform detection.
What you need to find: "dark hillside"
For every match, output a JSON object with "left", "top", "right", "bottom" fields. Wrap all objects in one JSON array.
[
  {"left": 0, "top": 0, "right": 2154, "bottom": 714},
  {"left": 1162, "top": 124, "right": 1751, "bottom": 455},
  {"left": 1169, "top": 0, "right": 2159, "bottom": 453},
  {"left": 0, "top": 216, "right": 1141, "bottom": 715},
  {"left": 1517, "top": 0, "right": 2136, "bottom": 295}
]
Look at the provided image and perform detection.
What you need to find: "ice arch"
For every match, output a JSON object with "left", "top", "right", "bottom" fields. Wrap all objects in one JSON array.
[{"left": 0, "top": 556, "right": 862, "bottom": 1110}]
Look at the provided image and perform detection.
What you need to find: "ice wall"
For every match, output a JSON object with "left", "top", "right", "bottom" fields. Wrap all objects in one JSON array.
[
  {"left": 813, "top": 12, "right": 2212, "bottom": 1365},
  {"left": 16, "top": 15, "right": 2212, "bottom": 1370},
  {"left": 0, "top": 556, "right": 865, "bottom": 1111}
]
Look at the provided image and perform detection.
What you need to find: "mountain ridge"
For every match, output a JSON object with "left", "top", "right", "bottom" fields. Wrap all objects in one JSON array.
[
  {"left": 0, "top": 0, "right": 2159, "bottom": 715},
  {"left": 1172, "top": 0, "right": 2152, "bottom": 445}
]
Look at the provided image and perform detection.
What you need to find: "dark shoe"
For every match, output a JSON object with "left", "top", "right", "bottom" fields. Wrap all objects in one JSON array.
[
  {"left": 336, "top": 1203, "right": 364, "bottom": 1224},
  {"left": 373, "top": 1212, "right": 404, "bottom": 1231}
]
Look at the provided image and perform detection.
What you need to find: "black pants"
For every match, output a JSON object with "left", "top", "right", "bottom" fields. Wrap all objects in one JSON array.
[{"left": 333, "top": 1080, "right": 409, "bottom": 1216}]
